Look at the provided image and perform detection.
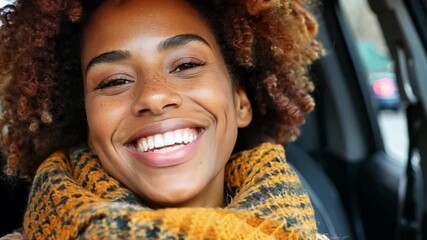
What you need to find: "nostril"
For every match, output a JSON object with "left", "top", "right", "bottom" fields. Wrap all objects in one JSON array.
[
  {"left": 138, "top": 108, "right": 151, "bottom": 114},
  {"left": 136, "top": 99, "right": 181, "bottom": 116},
  {"left": 138, "top": 103, "right": 177, "bottom": 114},
  {"left": 163, "top": 103, "right": 179, "bottom": 109},
  {"left": 132, "top": 88, "right": 183, "bottom": 116}
]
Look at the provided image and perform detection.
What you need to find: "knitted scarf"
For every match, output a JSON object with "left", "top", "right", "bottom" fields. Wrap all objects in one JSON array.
[{"left": 24, "top": 143, "right": 318, "bottom": 239}]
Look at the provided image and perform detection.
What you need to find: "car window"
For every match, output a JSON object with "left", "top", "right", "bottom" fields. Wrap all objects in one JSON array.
[
  {"left": 339, "top": 0, "right": 408, "bottom": 162},
  {"left": 0, "top": 0, "right": 11, "bottom": 8}
]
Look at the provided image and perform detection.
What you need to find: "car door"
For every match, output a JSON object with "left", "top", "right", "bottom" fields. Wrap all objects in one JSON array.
[
  {"left": 305, "top": 0, "right": 426, "bottom": 239},
  {"left": 367, "top": 0, "right": 427, "bottom": 239}
]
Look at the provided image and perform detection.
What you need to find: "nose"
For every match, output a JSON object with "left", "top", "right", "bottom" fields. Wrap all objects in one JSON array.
[{"left": 131, "top": 74, "right": 183, "bottom": 116}]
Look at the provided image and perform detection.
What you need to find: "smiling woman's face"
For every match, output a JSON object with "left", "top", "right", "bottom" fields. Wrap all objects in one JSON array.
[{"left": 81, "top": 0, "right": 252, "bottom": 208}]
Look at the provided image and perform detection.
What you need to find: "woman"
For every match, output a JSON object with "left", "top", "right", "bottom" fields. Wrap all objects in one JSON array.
[{"left": 0, "top": 0, "right": 325, "bottom": 239}]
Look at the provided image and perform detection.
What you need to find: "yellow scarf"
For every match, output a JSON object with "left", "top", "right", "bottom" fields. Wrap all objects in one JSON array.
[{"left": 24, "top": 143, "right": 318, "bottom": 239}]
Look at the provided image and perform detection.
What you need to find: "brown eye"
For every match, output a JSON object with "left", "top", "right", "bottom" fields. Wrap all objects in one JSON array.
[
  {"left": 96, "top": 78, "right": 133, "bottom": 90},
  {"left": 171, "top": 61, "right": 205, "bottom": 73}
]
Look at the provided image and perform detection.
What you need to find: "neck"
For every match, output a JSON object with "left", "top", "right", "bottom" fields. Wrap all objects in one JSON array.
[{"left": 147, "top": 171, "right": 226, "bottom": 209}]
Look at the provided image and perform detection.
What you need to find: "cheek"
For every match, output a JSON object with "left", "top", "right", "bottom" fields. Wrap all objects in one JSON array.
[
  {"left": 191, "top": 77, "right": 239, "bottom": 147},
  {"left": 188, "top": 75, "right": 235, "bottom": 111},
  {"left": 85, "top": 97, "right": 126, "bottom": 144}
]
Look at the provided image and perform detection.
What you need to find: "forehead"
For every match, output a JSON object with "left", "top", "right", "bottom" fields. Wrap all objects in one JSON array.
[{"left": 81, "top": 0, "right": 217, "bottom": 63}]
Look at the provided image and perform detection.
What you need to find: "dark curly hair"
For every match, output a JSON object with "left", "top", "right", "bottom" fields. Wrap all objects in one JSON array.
[{"left": 0, "top": 0, "right": 323, "bottom": 179}]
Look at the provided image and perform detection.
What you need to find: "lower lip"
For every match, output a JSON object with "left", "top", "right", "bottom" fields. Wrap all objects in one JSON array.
[{"left": 126, "top": 131, "right": 204, "bottom": 168}]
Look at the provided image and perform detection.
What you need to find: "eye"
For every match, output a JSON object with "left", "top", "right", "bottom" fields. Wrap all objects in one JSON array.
[
  {"left": 170, "top": 59, "right": 205, "bottom": 73},
  {"left": 95, "top": 77, "right": 134, "bottom": 90}
]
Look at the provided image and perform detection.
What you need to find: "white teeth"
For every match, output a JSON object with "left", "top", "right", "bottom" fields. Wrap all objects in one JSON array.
[
  {"left": 154, "top": 135, "right": 164, "bottom": 148},
  {"left": 135, "top": 128, "right": 199, "bottom": 152},
  {"left": 148, "top": 138, "right": 155, "bottom": 149},
  {"left": 175, "top": 131, "right": 183, "bottom": 144},
  {"left": 153, "top": 145, "right": 182, "bottom": 153},
  {"left": 164, "top": 132, "right": 175, "bottom": 146},
  {"left": 138, "top": 141, "right": 148, "bottom": 152},
  {"left": 183, "top": 131, "right": 189, "bottom": 144},
  {"left": 142, "top": 141, "right": 149, "bottom": 152}
]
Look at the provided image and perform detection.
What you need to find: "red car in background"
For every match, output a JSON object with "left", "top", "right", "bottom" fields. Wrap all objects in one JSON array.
[
  {"left": 370, "top": 72, "right": 401, "bottom": 110},
  {"left": 357, "top": 41, "right": 402, "bottom": 111}
]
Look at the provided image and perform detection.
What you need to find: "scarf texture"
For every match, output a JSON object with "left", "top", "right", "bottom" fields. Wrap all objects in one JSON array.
[{"left": 24, "top": 143, "right": 318, "bottom": 239}]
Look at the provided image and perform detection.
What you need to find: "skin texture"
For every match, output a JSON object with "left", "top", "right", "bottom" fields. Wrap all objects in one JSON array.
[
  {"left": 0, "top": 0, "right": 322, "bottom": 182},
  {"left": 82, "top": 0, "right": 252, "bottom": 208}
]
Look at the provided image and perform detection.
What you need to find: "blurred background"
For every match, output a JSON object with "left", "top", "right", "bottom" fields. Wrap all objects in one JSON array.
[{"left": 340, "top": 0, "right": 408, "bottom": 162}]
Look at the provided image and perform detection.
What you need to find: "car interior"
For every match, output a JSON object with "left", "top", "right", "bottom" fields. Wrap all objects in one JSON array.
[
  {"left": 287, "top": 0, "right": 427, "bottom": 239},
  {"left": 1, "top": 0, "right": 426, "bottom": 239}
]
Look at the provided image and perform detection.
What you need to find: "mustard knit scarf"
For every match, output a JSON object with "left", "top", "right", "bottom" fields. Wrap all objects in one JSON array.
[{"left": 24, "top": 143, "right": 319, "bottom": 239}]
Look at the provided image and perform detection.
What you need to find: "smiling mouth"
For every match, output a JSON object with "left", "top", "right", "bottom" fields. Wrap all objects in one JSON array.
[{"left": 134, "top": 128, "right": 201, "bottom": 153}]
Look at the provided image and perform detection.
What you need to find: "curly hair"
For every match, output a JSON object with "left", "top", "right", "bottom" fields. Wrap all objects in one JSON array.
[{"left": 0, "top": 0, "right": 323, "bottom": 179}]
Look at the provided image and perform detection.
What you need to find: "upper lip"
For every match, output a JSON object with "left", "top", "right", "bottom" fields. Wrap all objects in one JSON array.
[{"left": 125, "top": 118, "right": 205, "bottom": 146}]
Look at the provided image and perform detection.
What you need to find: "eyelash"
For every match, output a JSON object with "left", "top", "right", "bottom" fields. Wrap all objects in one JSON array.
[
  {"left": 94, "top": 60, "right": 205, "bottom": 90},
  {"left": 95, "top": 78, "right": 133, "bottom": 90},
  {"left": 170, "top": 60, "right": 205, "bottom": 73}
]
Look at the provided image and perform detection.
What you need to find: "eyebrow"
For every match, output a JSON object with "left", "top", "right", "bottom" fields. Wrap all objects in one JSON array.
[
  {"left": 85, "top": 34, "right": 211, "bottom": 74},
  {"left": 85, "top": 50, "right": 130, "bottom": 75},
  {"left": 158, "top": 34, "right": 211, "bottom": 52}
]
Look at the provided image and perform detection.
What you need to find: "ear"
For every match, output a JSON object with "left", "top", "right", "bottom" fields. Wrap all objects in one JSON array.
[{"left": 234, "top": 86, "right": 252, "bottom": 128}]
